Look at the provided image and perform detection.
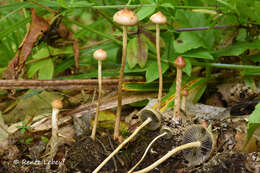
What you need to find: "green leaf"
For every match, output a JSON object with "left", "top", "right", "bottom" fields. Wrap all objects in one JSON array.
[
  {"left": 57, "top": 0, "right": 69, "bottom": 8},
  {"left": 136, "top": 6, "right": 156, "bottom": 21},
  {"left": 41, "top": 136, "right": 49, "bottom": 144},
  {"left": 174, "top": 32, "right": 205, "bottom": 53},
  {"left": 127, "top": 35, "right": 148, "bottom": 69},
  {"left": 183, "top": 48, "right": 214, "bottom": 60},
  {"left": 183, "top": 58, "right": 192, "bottom": 76},
  {"left": 145, "top": 61, "right": 169, "bottom": 82},
  {"left": 244, "top": 103, "right": 260, "bottom": 148},
  {"left": 214, "top": 40, "right": 260, "bottom": 57},
  {"left": 25, "top": 137, "right": 33, "bottom": 144},
  {"left": 127, "top": 38, "right": 138, "bottom": 69}
]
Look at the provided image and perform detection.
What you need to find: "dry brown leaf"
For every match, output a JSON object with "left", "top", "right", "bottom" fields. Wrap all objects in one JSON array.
[{"left": 3, "top": 9, "right": 50, "bottom": 79}]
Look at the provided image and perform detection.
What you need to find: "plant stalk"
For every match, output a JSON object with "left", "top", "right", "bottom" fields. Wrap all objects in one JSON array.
[
  {"left": 91, "top": 60, "right": 102, "bottom": 140},
  {"left": 114, "top": 26, "right": 127, "bottom": 140},
  {"left": 133, "top": 141, "right": 201, "bottom": 173},
  {"left": 173, "top": 68, "right": 182, "bottom": 121},
  {"left": 156, "top": 24, "right": 163, "bottom": 110}
]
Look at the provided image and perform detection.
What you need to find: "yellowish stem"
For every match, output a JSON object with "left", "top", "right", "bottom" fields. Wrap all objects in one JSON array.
[
  {"left": 133, "top": 141, "right": 201, "bottom": 173},
  {"left": 156, "top": 24, "right": 163, "bottom": 110},
  {"left": 91, "top": 60, "right": 102, "bottom": 140},
  {"left": 173, "top": 68, "right": 182, "bottom": 121},
  {"left": 114, "top": 26, "right": 128, "bottom": 140}
]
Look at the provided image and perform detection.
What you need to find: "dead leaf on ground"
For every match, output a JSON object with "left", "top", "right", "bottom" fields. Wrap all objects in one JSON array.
[{"left": 3, "top": 9, "right": 50, "bottom": 79}]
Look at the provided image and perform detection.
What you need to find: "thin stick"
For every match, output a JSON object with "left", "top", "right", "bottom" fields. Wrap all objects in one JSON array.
[
  {"left": 133, "top": 141, "right": 201, "bottom": 173},
  {"left": 114, "top": 26, "right": 128, "bottom": 140},
  {"left": 91, "top": 60, "right": 102, "bottom": 140},
  {"left": 128, "top": 132, "right": 166, "bottom": 173},
  {"left": 156, "top": 24, "right": 162, "bottom": 110},
  {"left": 94, "top": 117, "right": 152, "bottom": 173}
]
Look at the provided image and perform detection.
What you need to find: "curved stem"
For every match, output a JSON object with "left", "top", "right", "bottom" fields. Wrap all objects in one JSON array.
[
  {"left": 133, "top": 141, "right": 201, "bottom": 173},
  {"left": 156, "top": 24, "right": 162, "bottom": 110},
  {"left": 91, "top": 60, "right": 102, "bottom": 140},
  {"left": 128, "top": 132, "right": 166, "bottom": 173},
  {"left": 114, "top": 26, "right": 128, "bottom": 140},
  {"left": 173, "top": 68, "right": 182, "bottom": 121},
  {"left": 94, "top": 117, "right": 152, "bottom": 173}
]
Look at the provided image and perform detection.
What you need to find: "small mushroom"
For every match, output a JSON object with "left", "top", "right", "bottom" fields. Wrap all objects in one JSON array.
[
  {"left": 182, "top": 125, "right": 214, "bottom": 166},
  {"left": 51, "top": 99, "right": 63, "bottom": 138},
  {"left": 93, "top": 108, "right": 161, "bottom": 173},
  {"left": 128, "top": 125, "right": 173, "bottom": 173},
  {"left": 91, "top": 49, "right": 107, "bottom": 141},
  {"left": 113, "top": 8, "right": 138, "bottom": 140},
  {"left": 133, "top": 125, "right": 214, "bottom": 173},
  {"left": 149, "top": 11, "right": 167, "bottom": 110},
  {"left": 173, "top": 56, "right": 186, "bottom": 122},
  {"left": 181, "top": 89, "right": 189, "bottom": 111}
]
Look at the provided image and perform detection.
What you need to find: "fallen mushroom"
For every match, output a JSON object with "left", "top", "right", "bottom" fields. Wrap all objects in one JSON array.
[
  {"left": 181, "top": 89, "right": 189, "bottom": 111},
  {"left": 133, "top": 124, "right": 214, "bottom": 173},
  {"left": 128, "top": 125, "right": 173, "bottom": 173},
  {"left": 149, "top": 11, "right": 167, "bottom": 110},
  {"left": 173, "top": 56, "right": 186, "bottom": 122},
  {"left": 93, "top": 108, "right": 161, "bottom": 173},
  {"left": 113, "top": 8, "right": 138, "bottom": 140},
  {"left": 91, "top": 49, "right": 107, "bottom": 141}
]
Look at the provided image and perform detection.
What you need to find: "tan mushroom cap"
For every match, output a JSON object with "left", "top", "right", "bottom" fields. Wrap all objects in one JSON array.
[
  {"left": 174, "top": 56, "right": 186, "bottom": 69},
  {"left": 160, "top": 126, "right": 173, "bottom": 139},
  {"left": 51, "top": 99, "right": 63, "bottom": 109},
  {"left": 113, "top": 8, "right": 138, "bottom": 26},
  {"left": 150, "top": 11, "right": 167, "bottom": 24},
  {"left": 93, "top": 49, "right": 107, "bottom": 61},
  {"left": 182, "top": 89, "right": 189, "bottom": 96}
]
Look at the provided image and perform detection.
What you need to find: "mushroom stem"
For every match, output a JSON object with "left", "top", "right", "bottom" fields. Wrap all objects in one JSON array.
[
  {"left": 173, "top": 68, "right": 182, "bottom": 120},
  {"left": 91, "top": 60, "right": 102, "bottom": 140},
  {"left": 94, "top": 117, "right": 152, "bottom": 173},
  {"left": 128, "top": 132, "right": 167, "bottom": 173},
  {"left": 51, "top": 107, "right": 59, "bottom": 140},
  {"left": 133, "top": 141, "right": 201, "bottom": 173},
  {"left": 114, "top": 26, "right": 128, "bottom": 140},
  {"left": 156, "top": 24, "right": 163, "bottom": 110},
  {"left": 181, "top": 94, "right": 187, "bottom": 111}
]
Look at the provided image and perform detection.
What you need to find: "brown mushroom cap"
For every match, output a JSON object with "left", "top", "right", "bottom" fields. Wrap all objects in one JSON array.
[
  {"left": 182, "top": 125, "right": 214, "bottom": 166},
  {"left": 51, "top": 99, "right": 63, "bottom": 109},
  {"left": 150, "top": 11, "right": 167, "bottom": 24},
  {"left": 93, "top": 49, "right": 107, "bottom": 61},
  {"left": 160, "top": 126, "right": 173, "bottom": 139},
  {"left": 182, "top": 89, "right": 189, "bottom": 96},
  {"left": 113, "top": 8, "right": 138, "bottom": 26},
  {"left": 174, "top": 56, "right": 186, "bottom": 69},
  {"left": 138, "top": 108, "right": 162, "bottom": 131}
]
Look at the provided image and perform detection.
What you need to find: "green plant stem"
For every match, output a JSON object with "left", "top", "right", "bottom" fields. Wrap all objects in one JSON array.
[
  {"left": 66, "top": 18, "right": 122, "bottom": 45},
  {"left": 114, "top": 26, "right": 127, "bottom": 140},
  {"left": 156, "top": 24, "right": 162, "bottom": 110}
]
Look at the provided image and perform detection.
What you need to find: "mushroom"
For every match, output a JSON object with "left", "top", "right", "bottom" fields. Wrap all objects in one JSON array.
[
  {"left": 133, "top": 125, "right": 214, "bottom": 173},
  {"left": 149, "top": 11, "right": 167, "bottom": 110},
  {"left": 93, "top": 108, "right": 161, "bottom": 173},
  {"left": 181, "top": 89, "right": 189, "bottom": 111},
  {"left": 173, "top": 56, "right": 186, "bottom": 122},
  {"left": 128, "top": 125, "right": 173, "bottom": 173},
  {"left": 91, "top": 49, "right": 107, "bottom": 141},
  {"left": 113, "top": 8, "right": 138, "bottom": 140},
  {"left": 51, "top": 99, "right": 63, "bottom": 139}
]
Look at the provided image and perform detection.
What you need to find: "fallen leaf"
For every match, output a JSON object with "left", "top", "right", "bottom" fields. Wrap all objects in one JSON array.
[{"left": 3, "top": 9, "right": 50, "bottom": 79}]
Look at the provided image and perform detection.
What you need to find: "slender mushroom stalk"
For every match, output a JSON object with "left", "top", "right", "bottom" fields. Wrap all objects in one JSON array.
[
  {"left": 113, "top": 9, "right": 138, "bottom": 140},
  {"left": 93, "top": 108, "right": 161, "bottom": 173},
  {"left": 91, "top": 49, "right": 107, "bottom": 141},
  {"left": 128, "top": 126, "right": 173, "bottom": 173},
  {"left": 133, "top": 125, "right": 214, "bottom": 173},
  {"left": 50, "top": 99, "right": 63, "bottom": 155},
  {"left": 181, "top": 89, "right": 189, "bottom": 111},
  {"left": 149, "top": 11, "right": 167, "bottom": 110},
  {"left": 173, "top": 56, "right": 186, "bottom": 122}
]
